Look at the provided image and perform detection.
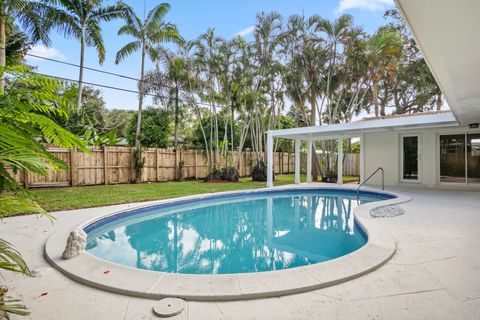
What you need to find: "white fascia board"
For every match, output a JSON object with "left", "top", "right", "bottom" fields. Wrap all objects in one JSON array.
[{"left": 268, "top": 113, "right": 458, "bottom": 139}]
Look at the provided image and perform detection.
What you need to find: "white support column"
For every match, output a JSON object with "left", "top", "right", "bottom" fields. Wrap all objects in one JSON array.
[
  {"left": 337, "top": 137, "right": 343, "bottom": 184},
  {"left": 306, "top": 140, "right": 312, "bottom": 183},
  {"left": 294, "top": 196, "right": 300, "bottom": 229},
  {"left": 266, "top": 197, "right": 273, "bottom": 245},
  {"left": 266, "top": 132, "right": 274, "bottom": 188},
  {"left": 294, "top": 138, "right": 301, "bottom": 184},
  {"left": 360, "top": 134, "right": 365, "bottom": 183}
]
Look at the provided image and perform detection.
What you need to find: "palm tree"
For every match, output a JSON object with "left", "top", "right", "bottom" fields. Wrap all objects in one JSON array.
[
  {"left": 144, "top": 47, "right": 189, "bottom": 149},
  {"left": 365, "top": 28, "right": 402, "bottom": 116},
  {"left": 0, "top": 0, "right": 56, "bottom": 91},
  {"left": 250, "top": 12, "right": 283, "bottom": 170},
  {"left": 316, "top": 14, "right": 353, "bottom": 123},
  {"left": 115, "top": 3, "right": 182, "bottom": 148},
  {"left": 282, "top": 14, "right": 325, "bottom": 180},
  {"left": 47, "top": 0, "right": 126, "bottom": 110},
  {"left": 194, "top": 28, "right": 224, "bottom": 166}
]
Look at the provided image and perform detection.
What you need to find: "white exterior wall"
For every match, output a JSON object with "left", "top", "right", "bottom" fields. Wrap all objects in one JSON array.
[
  {"left": 363, "top": 125, "right": 480, "bottom": 187},
  {"left": 364, "top": 132, "right": 399, "bottom": 186}
]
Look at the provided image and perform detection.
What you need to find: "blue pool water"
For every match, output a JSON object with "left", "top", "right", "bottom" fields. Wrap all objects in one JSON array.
[{"left": 85, "top": 189, "right": 393, "bottom": 274}]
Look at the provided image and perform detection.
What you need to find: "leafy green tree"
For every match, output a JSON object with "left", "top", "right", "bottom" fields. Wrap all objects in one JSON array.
[
  {"left": 0, "top": 66, "right": 87, "bottom": 317},
  {"left": 115, "top": 3, "right": 182, "bottom": 148},
  {"left": 126, "top": 108, "right": 172, "bottom": 148},
  {"left": 58, "top": 85, "right": 107, "bottom": 132},
  {"left": 365, "top": 28, "right": 402, "bottom": 116},
  {"left": 144, "top": 48, "right": 190, "bottom": 149},
  {"left": 190, "top": 113, "right": 240, "bottom": 150},
  {"left": 383, "top": 9, "right": 442, "bottom": 113},
  {"left": 274, "top": 115, "right": 296, "bottom": 152},
  {"left": 104, "top": 109, "right": 134, "bottom": 138},
  {"left": 5, "top": 23, "right": 31, "bottom": 66},
  {"left": 47, "top": 0, "right": 126, "bottom": 109}
]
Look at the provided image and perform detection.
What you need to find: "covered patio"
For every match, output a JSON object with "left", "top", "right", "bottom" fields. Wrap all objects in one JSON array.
[{"left": 265, "top": 112, "right": 459, "bottom": 188}]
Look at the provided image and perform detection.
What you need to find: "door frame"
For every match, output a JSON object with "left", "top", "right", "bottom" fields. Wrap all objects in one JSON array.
[{"left": 400, "top": 133, "right": 422, "bottom": 183}]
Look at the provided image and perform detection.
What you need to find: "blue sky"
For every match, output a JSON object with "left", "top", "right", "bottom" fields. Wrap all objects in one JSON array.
[{"left": 26, "top": 0, "right": 395, "bottom": 110}]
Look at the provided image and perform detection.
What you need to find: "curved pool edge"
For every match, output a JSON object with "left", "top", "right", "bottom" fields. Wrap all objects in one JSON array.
[{"left": 44, "top": 185, "right": 411, "bottom": 301}]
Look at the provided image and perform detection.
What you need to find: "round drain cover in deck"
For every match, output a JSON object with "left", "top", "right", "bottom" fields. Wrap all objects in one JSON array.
[{"left": 153, "top": 298, "right": 185, "bottom": 318}]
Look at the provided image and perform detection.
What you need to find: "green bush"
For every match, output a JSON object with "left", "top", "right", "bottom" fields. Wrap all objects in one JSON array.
[
  {"left": 126, "top": 108, "right": 172, "bottom": 148},
  {"left": 220, "top": 166, "right": 239, "bottom": 182}
]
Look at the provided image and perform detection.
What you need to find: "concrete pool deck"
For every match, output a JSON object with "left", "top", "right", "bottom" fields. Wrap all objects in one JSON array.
[{"left": 2, "top": 185, "right": 480, "bottom": 319}]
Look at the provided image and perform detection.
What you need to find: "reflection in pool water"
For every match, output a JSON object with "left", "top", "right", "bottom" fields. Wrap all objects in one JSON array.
[{"left": 86, "top": 191, "right": 383, "bottom": 274}]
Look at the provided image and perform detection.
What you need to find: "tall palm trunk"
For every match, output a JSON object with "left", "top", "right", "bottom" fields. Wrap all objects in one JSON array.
[
  {"left": 372, "top": 75, "right": 379, "bottom": 117},
  {"left": 380, "top": 82, "right": 388, "bottom": 116},
  {"left": 230, "top": 100, "right": 235, "bottom": 163},
  {"left": 135, "top": 43, "right": 146, "bottom": 148},
  {"left": 213, "top": 105, "right": 219, "bottom": 165},
  {"left": 0, "top": 10, "right": 6, "bottom": 93},
  {"left": 310, "top": 92, "right": 318, "bottom": 181},
  {"left": 174, "top": 83, "right": 179, "bottom": 149},
  {"left": 436, "top": 93, "right": 442, "bottom": 111},
  {"left": 77, "top": 29, "right": 86, "bottom": 110}
]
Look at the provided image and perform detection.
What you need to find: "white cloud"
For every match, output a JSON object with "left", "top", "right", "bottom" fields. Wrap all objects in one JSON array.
[
  {"left": 336, "top": 0, "right": 394, "bottom": 13},
  {"left": 26, "top": 45, "right": 66, "bottom": 61},
  {"left": 235, "top": 26, "right": 255, "bottom": 38}
]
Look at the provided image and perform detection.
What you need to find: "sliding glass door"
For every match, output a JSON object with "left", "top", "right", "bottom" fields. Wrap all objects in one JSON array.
[
  {"left": 467, "top": 134, "right": 480, "bottom": 183},
  {"left": 439, "top": 133, "right": 480, "bottom": 184},
  {"left": 440, "top": 135, "right": 466, "bottom": 183}
]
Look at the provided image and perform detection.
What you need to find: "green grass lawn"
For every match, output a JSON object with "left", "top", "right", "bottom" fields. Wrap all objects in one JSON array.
[{"left": 27, "top": 174, "right": 358, "bottom": 212}]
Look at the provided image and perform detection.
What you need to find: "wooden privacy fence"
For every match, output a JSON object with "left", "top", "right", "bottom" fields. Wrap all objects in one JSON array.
[
  {"left": 13, "top": 147, "right": 297, "bottom": 188},
  {"left": 300, "top": 153, "right": 360, "bottom": 177},
  {"left": 11, "top": 147, "right": 360, "bottom": 188}
]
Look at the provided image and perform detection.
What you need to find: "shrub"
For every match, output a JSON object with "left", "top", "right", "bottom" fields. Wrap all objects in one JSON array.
[
  {"left": 205, "top": 166, "right": 239, "bottom": 182},
  {"left": 252, "top": 162, "right": 273, "bottom": 182},
  {"left": 220, "top": 166, "right": 239, "bottom": 182},
  {"left": 321, "top": 170, "right": 337, "bottom": 183}
]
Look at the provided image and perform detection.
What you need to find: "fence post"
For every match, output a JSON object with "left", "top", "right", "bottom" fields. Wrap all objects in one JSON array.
[
  {"left": 194, "top": 150, "right": 198, "bottom": 180},
  {"left": 156, "top": 149, "right": 159, "bottom": 182},
  {"left": 239, "top": 152, "right": 243, "bottom": 177},
  {"left": 70, "top": 147, "right": 77, "bottom": 187},
  {"left": 23, "top": 170, "right": 29, "bottom": 189},
  {"left": 175, "top": 149, "right": 179, "bottom": 180},
  {"left": 103, "top": 146, "right": 108, "bottom": 185}
]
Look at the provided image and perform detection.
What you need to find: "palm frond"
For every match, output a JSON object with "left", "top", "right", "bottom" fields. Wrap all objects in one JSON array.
[
  {"left": 115, "top": 41, "right": 141, "bottom": 64},
  {"left": 145, "top": 2, "right": 171, "bottom": 28},
  {"left": 0, "top": 238, "right": 31, "bottom": 275},
  {"left": 0, "top": 292, "right": 29, "bottom": 317},
  {"left": 44, "top": 6, "right": 82, "bottom": 40},
  {"left": 85, "top": 23, "right": 106, "bottom": 64},
  {"left": 0, "top": 195, "right": 48, "bottom": 219},
  {"left": 118, "top": 25, "right": 141, "bottom": 38},
  {"left": 122, "top": 4, "right": 143, "bottom": 32},
  {"left": 91, "top": 4, "right": 127, "bottom": 23},
  {"left": 149, "top": 24, "right": 183, "bottom": 45}
]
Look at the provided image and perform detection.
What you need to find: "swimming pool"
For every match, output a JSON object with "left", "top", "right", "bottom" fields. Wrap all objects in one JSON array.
[{"left": 84, "top": 189, "right": 394, "bottom": 275}]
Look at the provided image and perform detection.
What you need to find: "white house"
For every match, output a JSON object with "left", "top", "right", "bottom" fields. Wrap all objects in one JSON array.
[{"left": 266, "top": 0, "right": 480, "bottom": 189}]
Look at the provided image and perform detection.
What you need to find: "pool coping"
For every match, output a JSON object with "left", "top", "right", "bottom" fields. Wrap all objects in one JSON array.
[{"left": 44, "top": 184, "right": 411, "bottom": 301}]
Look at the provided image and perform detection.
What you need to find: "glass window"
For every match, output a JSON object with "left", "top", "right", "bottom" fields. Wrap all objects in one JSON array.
[
  {"left": 440, "top": 135, "right": 466, "bottom": 183},
  {"left": 467, "top": 134, "right": 480, "bottom": 183}
]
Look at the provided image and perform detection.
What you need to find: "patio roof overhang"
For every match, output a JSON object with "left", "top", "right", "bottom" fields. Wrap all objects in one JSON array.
[
  {"left": 269, "top": 112, "right": 458, "bottom": 140},
  {"left": 395, "top": 0, "right": 480, "bottom": 125}
]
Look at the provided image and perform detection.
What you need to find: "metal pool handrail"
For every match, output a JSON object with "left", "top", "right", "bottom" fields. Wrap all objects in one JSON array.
[{"left": 357, "top": 167, "right": 384, "bottom": 201}]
